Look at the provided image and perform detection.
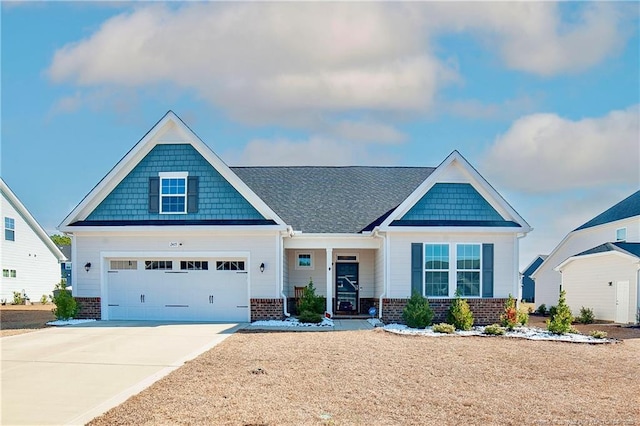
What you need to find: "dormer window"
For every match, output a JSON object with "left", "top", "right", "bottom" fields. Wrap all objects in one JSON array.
[
  {"left": 160, "top": 172, "right": 188, "bottom": 214},
  {"left": 616, "top": 227, "right": 626, "bottom": 242}
]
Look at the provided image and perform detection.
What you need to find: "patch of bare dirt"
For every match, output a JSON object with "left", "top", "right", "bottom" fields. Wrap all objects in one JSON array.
[
  {"left": 89, "top": 329, "right": 640, "bottom": 426},
  {"left": 0, "top": 304, "right": 55, "bottom": 337}
]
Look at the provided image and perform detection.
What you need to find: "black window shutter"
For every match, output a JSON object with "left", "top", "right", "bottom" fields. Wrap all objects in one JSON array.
[
  {"left": 411, "top": 243, "right": 423, "bottom": 296},
  {"left": 482, "top": 243, "right": 494, "bottom": 297},
  {"left": 187, "top": 176, "right": 199, "bottom": 213},
  {"left": 148, "top": 177, "right": 159, "bottom": 213}
]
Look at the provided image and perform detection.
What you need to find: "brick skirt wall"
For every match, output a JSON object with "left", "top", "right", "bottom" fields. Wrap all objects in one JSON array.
[
  {"left": 75, "top": 297, "right": 101, "bottom": 319},
  {"left": 251, "top": 298, "right": 284, "bottom": 321},
  {"left": 382, "top": 298, "right": 507, "bottom": 326}
]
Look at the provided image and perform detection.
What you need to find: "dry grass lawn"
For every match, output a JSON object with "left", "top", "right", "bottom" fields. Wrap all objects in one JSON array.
[
  {"left": 0, "top": 304, "right": 55, "bottom": 337},
  {"left": 90, "top": 329, "right": 639, "bottom": 426}
]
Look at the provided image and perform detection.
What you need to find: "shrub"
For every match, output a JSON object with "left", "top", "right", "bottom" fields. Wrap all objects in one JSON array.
[
  {"left": 298, "top": 310, "right": 323, "bottom": 324},
  {"left": 298, "top": 279, "right": 325, "bottom": 315},
  {"left": 12, "top": 291, "right": 25, "bottom": 305},
  {"left": 402, "top": 291, "right": 434, "bottom": 328},
  {"left": 577, "top": 306, "right": 595, "bottom": 324},
  {"left": 447, "top": 291, "right": 474, "bottom": 331},
  {"left": 432, "top": 323, "right": 455, "bottom": 334},
  {"left": 483, "top": 324, "right": 506, "bottom": 335},
  {"left": 536, "top": 304, "right": 547, "bottom": 316},
  {"left": 518, "top": 309, "right": 529, "bottom": 326},
  {"left": 548, "top": 305, "right": 558, "bottom": 320},
  {"left": 52, "top": 289, "right": 78, "bottom": 320},
  {"left": 40, "top": 294, "right": 50, "bottom": 305},
  {"left": 500, "top": 294, "right": 518, "bottom": 330},
  {"left": 590, "top": 330, "right": 607, "bottom": 339},
  {"left": 546, "top": 290, "right": 573, "bottom": 335}
]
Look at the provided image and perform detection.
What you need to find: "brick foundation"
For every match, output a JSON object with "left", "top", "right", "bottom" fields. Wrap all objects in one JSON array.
[
  {"left": 75, "top": 297, "right": 101, "bottom": 320},
  {"left": 381, "top": 297, "right": 507, "bottom": 326},
  {"left": 251, "top": 298, "right": 284, "bottom": 321}
]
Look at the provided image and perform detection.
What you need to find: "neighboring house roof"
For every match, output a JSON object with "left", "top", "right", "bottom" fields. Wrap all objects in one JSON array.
[
  {"left": 555, "top": 242, "right": 640, "bottom": 271},
  {"left": 57, "top": 245, "right": 72, "bottom": 260},
  {"left": 522, "top": 255, "right": 548, "bottom": 276},
  {"left": 1, "top": 178, "right": 66, "bottom": 262},
  {"left": 232, "top": 166, "right": 434, "bottom": 233},
  {"left": 574, "top": 190, "right": 640, "bottom": 231}
]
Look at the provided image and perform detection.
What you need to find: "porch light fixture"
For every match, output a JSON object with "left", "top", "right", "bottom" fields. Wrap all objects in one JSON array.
[
  {"left": 84, "top": 262, "right": 91, "bottom": 272},
  {"left": 260, "top": 263, "right": 265, "bottom": 273}
]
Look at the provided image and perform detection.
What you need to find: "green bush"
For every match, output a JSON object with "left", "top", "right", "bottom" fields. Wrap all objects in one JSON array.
[
  {"left": 536, "top": 304, "right": 547, "bottom": 316},
  {"left": 447, "top": 291, "right": 474, "bottom": 331},
  {"left": 548, "top": 305, "right": 558, "bottom": 320},
  {"left": 40, "top": 294, "right": 50, "bottom": 305},
  {"left": 432, "top": 323, "right": 455, "bottom": 334},
  {"left": 518, "top": 309, "right": 529, "bottom": 326},
  {"left": 298, "top": 310, "right": 323, "bottom": 324},
  {"left": 546, "top": 290, "right": 573, "bottom": 335},
  {"left": 12, "top": 291, "right": 26, "bottom": 305},
  {"left": 298, "top": 279, "right": 325, "bottom": 315},
  {"left": 590, "top": 330, "right": 607, "bottom": 339},
  {"left": 500, "top": 294, "right": 518, "bottom": 330},
  {"left": 483, "top": 324, "right": 506, "bottom": 335},
  {"left": 402, "top": 291, "right": 434, "bottom": 328},
  {"left": 52, "top": 289, "right": 78, "bottom": 320},
  {"left": 577, "top": 306, "right": 595, "bottom": 324}
]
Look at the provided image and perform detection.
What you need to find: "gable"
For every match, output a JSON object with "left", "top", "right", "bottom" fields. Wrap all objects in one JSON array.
[
  {"left": 382, "top": 151, "right": 529, "bottom": 230},
  {"left": 85, "top": 144, "right": 265, "bottom": 222}
]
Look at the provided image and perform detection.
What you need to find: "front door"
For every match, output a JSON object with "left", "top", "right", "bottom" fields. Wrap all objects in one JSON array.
[{"left": 336, "top": 262, "right": 359, "bottom": 313}]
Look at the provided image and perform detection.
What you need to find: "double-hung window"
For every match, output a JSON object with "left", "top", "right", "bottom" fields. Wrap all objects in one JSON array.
[
  {"left": 424, "top": 244, "right": 449, "bottom": 297},
  {"left": 159, "top": 172, "right": 188, "bottom": 214},
  {"left": 456, "top": 244, "right": 481, "bottom": 297},
  {"left": 4, "top": 217, "right": 15, "bottom": 241}
]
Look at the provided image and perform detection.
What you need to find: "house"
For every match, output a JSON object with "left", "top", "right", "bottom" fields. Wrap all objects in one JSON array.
[
  {"left": 533, "top": 190, "right": 640, "bottom": 323},
  {"left": 555, "top": 243, "right": 639, "bottom": 323},
  {"left": 1, "top": 178, "right": 66, "bottom": 302},
  {"left": 521, "top": 255, "right": 546, "bottom": 303},
  {"left": 58, "top": 244, "right": 72, "bottom": 287},
  {"left": 58, "top": 111, "right": 531, "bottom": 324}
]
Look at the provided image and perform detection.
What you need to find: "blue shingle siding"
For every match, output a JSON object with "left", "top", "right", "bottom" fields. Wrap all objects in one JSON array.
[
  {"left": 87, "top": 144, "right": 265, "bottom": 221},
  {"left": 399, "top": 183, "right": 504, "bottom": 222}
]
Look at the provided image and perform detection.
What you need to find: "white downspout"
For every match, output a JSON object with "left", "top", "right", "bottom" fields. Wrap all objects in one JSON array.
[
  {"left": 280, "top": 229, "right": 290, "bottom": 317},
  {"left": 374, "top": 229, "right": 387, "bottom": 320},
  {"left": 514, "top": 233, "right": 525, "bottom": 308}
]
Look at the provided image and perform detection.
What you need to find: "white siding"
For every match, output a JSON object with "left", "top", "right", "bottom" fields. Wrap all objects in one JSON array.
[
  {"left": 387, "top": 231, "right": 516, "bottom": 298},
  {"left": 73, "top": 231, "right": 280, "bottom": 299},
  {"left": 560, "top": 253, "right": 639, "bottom": 323},
  {"left": 1, "top": 195, "right": 61, "bottom": 301},
  {"left": 286, "top": 249, "right": 327, "bottom": 296},
  {"left": 535, "top": 216, "right": 640, "bottom": 309}
]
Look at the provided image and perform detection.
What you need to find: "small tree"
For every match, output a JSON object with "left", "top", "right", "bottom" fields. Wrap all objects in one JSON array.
[
  {"left": 298, "top": 278, "right": 324, "bottom": 315},
  {"left": 500, "top": 293, "right": 519, "bottom": 330},
  {"left": 50, "top": 234, "right": 71, "bottom": 246},
  {"left": 403, "top": 291, "right": 434, "bottom": 328},
  {"left": 546, "top": 290, "right": 573, "bottom": 335},
  {"left": 447, "top": 291, "right": 474, "bottom": 331},
  {"left": 52, "top": 282, "right": 78, "bottom": 320}
]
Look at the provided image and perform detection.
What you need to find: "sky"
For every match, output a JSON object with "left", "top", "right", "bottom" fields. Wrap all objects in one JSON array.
[{"left": 1, "top": 1, "right": 639, "bottom": 269}]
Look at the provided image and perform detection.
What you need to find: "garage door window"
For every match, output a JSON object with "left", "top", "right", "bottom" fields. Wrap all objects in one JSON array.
[
  {"left": 216, "top": 261, "right": 245, "bottom": 271},
  {"left": 145, "top": 260, "right": 173, "bottom": 270},
  {"left": 180, "top": 261, "right": 209, "bottom": 270},
  {"left": 110, "top": 260, "right": 138, "bottom": 270}
]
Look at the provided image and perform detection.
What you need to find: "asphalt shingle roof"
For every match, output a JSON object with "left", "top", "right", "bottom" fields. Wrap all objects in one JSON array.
[
  {"left": 231, "top": 166, "right": 435, "bottom": 233},
  {"left": 575, "top": 242, "right": 640, "bottom": 259},
  {"left": 574, "top": 190, "right": 640, "bottom": 231}
]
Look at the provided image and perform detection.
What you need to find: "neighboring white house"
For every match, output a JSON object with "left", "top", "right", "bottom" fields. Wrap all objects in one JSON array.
[
  {"left": 1, "top": 178, "right": 66, "bottom": 302},
  {"left": 533, "top": 190, "right": 640, "bottom": 323},
  {"left": 555, "top": 243, "right": 639, "bottom": 324},
  {"left": 59, "top": 111, "right": 531, "bottom": 323}
]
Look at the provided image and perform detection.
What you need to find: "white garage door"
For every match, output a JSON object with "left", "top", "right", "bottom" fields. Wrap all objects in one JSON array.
[{"left": 106, "top": 259, "right": 249, "bottom": 322}]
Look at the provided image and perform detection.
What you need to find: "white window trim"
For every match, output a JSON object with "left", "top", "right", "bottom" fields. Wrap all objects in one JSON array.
[
  {"left": 616, "top": 227, "right": 627, "bottom": 242},
  {"left": 4, "top": 217, "right": 15, "bottom": 241},
  {"left": 336, "top": 253, "right": 359, "bottom": 263},
  {"left": 159, "top": 172, "right": 189, "bottom": 215},
  {"left": 295, "top": 252, "right": 314, "bottom": 270},
  {"left": 455, "top": 243, "right": 482, "bottom": 298},
  {"left": 423, "top": 243, "right": 449, "bottom": 298}
]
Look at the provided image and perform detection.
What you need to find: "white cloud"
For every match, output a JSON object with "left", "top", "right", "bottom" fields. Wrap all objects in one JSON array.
[
  {"left": 327, "top": 120, "right": 405, "bottom": 144},
  {"left": 483, "top": 105, "right": 640, "bottom": 193}
]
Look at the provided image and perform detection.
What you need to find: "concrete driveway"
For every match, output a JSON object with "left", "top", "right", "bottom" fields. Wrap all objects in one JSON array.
[{"left": 1, "top": 321, "right": 242, "bottom": 425}]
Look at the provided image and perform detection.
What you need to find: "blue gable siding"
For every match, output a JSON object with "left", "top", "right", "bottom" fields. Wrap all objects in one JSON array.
[
  {"left": 87, "top": 144, "right": 265, "bottom": 221},
  {"left": 399, "top": 183, "right": 504, "bottom": 222}
]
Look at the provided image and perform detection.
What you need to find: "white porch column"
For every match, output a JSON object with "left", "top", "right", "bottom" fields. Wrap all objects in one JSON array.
[{"left": 326, "top": 248, "right": 333, "bottom": 316}]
